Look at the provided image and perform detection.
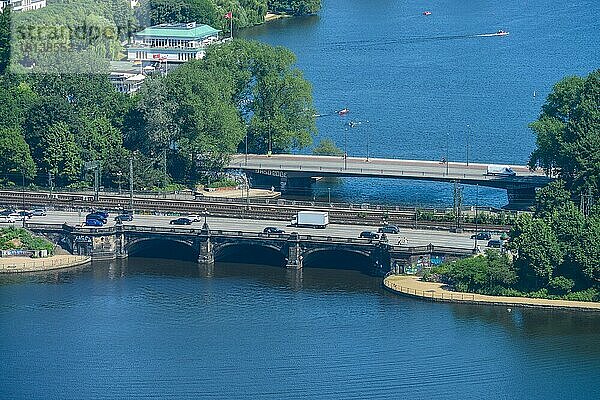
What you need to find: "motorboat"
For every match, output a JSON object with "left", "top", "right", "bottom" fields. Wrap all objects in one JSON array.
[
  {"left": 423, "top": 11, "right": 432, "bottom": 16},
  {"left": 496, "top": 30, "right": 509, "bottom": 36},
  {"left": 337, "top": 108, "right": 349, "bottom": 116}
]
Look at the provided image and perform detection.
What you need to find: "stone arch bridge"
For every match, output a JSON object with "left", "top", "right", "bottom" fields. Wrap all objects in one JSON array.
[{"left": 27, "top": 223, "right": 474, "bottom": 275}]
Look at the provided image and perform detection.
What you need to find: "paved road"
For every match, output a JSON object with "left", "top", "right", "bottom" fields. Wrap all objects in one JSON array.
[
  {"left": 228, "top": 154, "right": 551, "bottom": 187},
  {"left": 18, "top": 211, "right": 504, "bottom": 250}
]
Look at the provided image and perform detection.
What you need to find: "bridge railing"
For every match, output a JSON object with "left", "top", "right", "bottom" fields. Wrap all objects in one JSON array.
[
  {"left": 26, "top": 223, "right": 475, "bottom": 254},
  {"left": 232, "top": 161, "right": 548, "bottom": 183}
]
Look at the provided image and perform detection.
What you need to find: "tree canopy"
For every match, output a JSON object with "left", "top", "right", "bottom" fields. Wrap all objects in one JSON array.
[{"left": 529, "top": 70, "right": 600, "bottom": 197}]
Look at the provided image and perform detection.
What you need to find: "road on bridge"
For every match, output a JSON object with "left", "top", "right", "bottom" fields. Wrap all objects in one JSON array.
[
  {"left": 23, "top": 211, "right": 492, "bottom": 250},
  {"left": 229, "top": 154, "right": 550, "bottom": 186}
]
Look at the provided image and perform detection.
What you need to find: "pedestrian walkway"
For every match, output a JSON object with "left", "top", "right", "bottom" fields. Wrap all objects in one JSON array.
[
  {"left": 384, "top": 275, "right": 600, "bottom": 311},
  {"left": 0, "top": 255, "right": 90, "bottom": 273}
]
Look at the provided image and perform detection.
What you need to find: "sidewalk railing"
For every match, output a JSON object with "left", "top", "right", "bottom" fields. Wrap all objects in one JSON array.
[
  {"left": 385, "top": 281, "right": 476, "bottom": 301},
  {"left": 0, "top": 256, "right": 90, "bottom": 272}
]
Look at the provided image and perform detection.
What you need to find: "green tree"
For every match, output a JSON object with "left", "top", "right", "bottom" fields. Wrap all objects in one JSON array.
[
  {"left": 0, "top": 6, "right": 10, "bottom": 74},
  {"left": 0, "top": 127, "right": 36, "bottom": 181},
  {"left": 312, "top": 138, "right": 343, "bottom": 156},
  {"left": 41, "top": 122, "right": 83, "bottom": 184},
  {"left": 529, "top": 70, "right": 600, "bottom": 197},
  {"left": 510, "top": 213, "right": 563, "bottom": 289},
  {"left": 268, "top": 0, "right": 321, "bottom": 15}
]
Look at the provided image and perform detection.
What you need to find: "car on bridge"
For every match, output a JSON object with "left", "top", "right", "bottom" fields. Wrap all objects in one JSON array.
[
  {"left": 263, "top": 227, "right": 285, "bottom": 234},
  {"left": 487, "top": 239, "right": 504, "bottom": 248},
  {"left": 85, "top": 218, "right": 104, "bottom": 227},
  {"left": 86, "top": 213, "right": 107, "bottom": 224},
  {"left": 170, "top": 217, "right": 192, "bottom": 225},
  {"left": 378, "top": 224, "right": 399, "bottom": 234},
  {"left": 359, "top": 231, "right": 379, "bottom": 239},
  {"left": 115, "top": 214, "right": 134, "bottom": 223},
  {"left": 187, "top": 214, "right": 202, "bottom": 222},
  {"left": 471, "top": 232, "right": 491, "bottom": 240},
  {"left": 0, "top": 215, "right": 16, "bottom": 223},
  {"left": 31, "top": 209, "right": 47, "bottom": 216}
]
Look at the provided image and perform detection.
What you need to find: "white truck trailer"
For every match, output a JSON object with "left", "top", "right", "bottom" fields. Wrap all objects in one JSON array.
[
  {"left": 486, "top": 165, "right": 516, "bottom": 176},
  {"left": 291, "top": 211, "right": 329, "bottom": 229}
]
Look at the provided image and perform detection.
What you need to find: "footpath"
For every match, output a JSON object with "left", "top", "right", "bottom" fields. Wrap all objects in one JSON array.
[
  {"left": 384, "top": 275, "right": 600, "bottom": 311},
  {"left": 0, "top": 255, "right": 90, "bottom": 273}
]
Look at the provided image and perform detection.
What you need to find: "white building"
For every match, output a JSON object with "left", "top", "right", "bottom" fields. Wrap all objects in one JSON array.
[
  {"left": 109, "top": 61, "right": 148, "bottom": 95},
  {"left": 127, "top": 22, "right": 222, "bottom": 64},
  {"left": 0, "top": 0, "right": 47, "bottom": 12}
]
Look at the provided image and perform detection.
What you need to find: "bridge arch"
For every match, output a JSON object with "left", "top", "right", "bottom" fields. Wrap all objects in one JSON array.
[
  {"left": 301, "top": 248, "right": 374, "bottom": 271},
  {"left": 214, "top": 242, "right": 286, "bottom": 267},
  {"left": 126, "top": 237, "right": 198, "bottom": 262}
]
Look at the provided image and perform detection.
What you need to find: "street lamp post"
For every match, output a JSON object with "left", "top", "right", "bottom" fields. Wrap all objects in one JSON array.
[
  {"left": 117, "top": 171, "right": 122, "bottom": 195},
  {"left": 328, "top": 187, "right": 331, "bottom": 204},
  {"left": 344, "top": 127, "right": 348, "bottom": 170},
  {"left": 466, "top": 124, "right": 470, "bottom": 166},
  {"left": 445, "top": 131, "right": 449, "bottom": 175},
  {"left": 245, "top": 133, "right": 248, "bottom": 166},
  {"left": 475, "top": 184, "right": 479, "bottom": 251}
]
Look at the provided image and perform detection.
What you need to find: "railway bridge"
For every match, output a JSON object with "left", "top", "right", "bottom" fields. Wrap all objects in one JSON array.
[{"left": 27, "top": 223, "right": 474, "bottom": 275}]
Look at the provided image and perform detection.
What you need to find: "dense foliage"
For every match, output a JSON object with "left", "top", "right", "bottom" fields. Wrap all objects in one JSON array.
[
  {"left": 0, "top": 38, "right": 316, "bottom": 188},
  {"left": 268, "top": 0, "right": 321, "bottom": 15},
  {"left": 137, "top": 0, "right": 320, "bottom": 33},
  {"left": 0, "top": 227, "right": 55, "bottom": 253},
  {"left": 312, "top": 138, "right": 344, "bottom": 156},
  {"left": 428, "top": 70, "right": 600, "bottom": 301}
]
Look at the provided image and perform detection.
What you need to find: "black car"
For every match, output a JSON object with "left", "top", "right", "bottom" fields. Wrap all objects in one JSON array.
[
  {"left": 115, "top": 214, "right": 134, "bottom": 223},
  {"left": 359, "top": 231, "right": 379, "bottom": 239},
  {"left": 487, "top": 239, "right": 503, "bottom": 248},
  {"left": 170, "top": 217, "right": 192, "bottom": 225},
  {"left": 86, "top": 213, "right": 107, "bottom": 223},
  {"left": 471, "top": 232, "right": 492, "bottom": 240},
  {"left": 378, "top": 225, "right": 399, "bottom": 234},
  {"left": 263, "top": 227, "right": 285, "bottom": 234}
]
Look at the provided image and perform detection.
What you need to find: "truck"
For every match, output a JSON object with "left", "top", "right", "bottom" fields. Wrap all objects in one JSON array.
[
  {"left": 486, "top": 165, "right": 516, "bottom": 176},
  {"left": 291, "top": 211, "right": 329, "bottom": 229}
]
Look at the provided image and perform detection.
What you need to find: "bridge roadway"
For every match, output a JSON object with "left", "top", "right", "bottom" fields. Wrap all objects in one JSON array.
[
  {"left": 228, "top": 154, "right": 551, "bottom": 188},
  {"left": 27, "top": 210, "right": 479, "bottom": 249}
]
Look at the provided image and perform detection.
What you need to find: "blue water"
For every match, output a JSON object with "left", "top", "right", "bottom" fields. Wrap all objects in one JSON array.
[
  {"left": 2, "top": 259, "right": 600, "bottom": 399},
  {"left": 241, "top": 0, "right": 600, "bottom": 207}
]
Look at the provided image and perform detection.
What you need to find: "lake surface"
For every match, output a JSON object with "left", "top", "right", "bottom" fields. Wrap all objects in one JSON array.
[
  {"left": 241, "top": 0, "right": 600, "bottom": 207},
  {"left": 2, "top": 259, "right": 600, "bottom": 399}
]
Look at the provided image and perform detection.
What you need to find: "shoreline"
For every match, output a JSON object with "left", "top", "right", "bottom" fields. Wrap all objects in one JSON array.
[
  {"left": 0, "top": 255, "right": 91, "bottom": 274},
  {"left": 383, "top": 275, "right": 600, "bottom": 311},
  {"left": 264, "top": 13, "right": 292, "bottom": 22}
]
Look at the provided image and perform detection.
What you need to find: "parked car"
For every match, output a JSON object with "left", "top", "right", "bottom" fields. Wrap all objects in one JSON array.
[
  {"left": 378, "top": 224, "right": 399, "bottom": 234},
  {"left": 487, "top": 239, "right": 503, "bottom": 248},
  {"left": 0, "top": 209, "right": 14, "bottom": 216},
  {"left": 86, "top": 213, "right": 107, "bottom": 223},
  {"left": 91, "top": 210, "right": 109, "bottom": 218},
  {"left": 85, "top": 218, "right": 104, "bottom": 227},
  {"left": 115, "top": 214, "right": 133, "bottom": 223},
  {"left": 187, "top": 214, "right": 202, "bottom": 222},
  {"left": 15, "top": 210, "right": 33, "bottom": 219},
  {"left": 359, "top": 231, "right": 379, "bottom": 239},
  {"left": 263, "top": 227, "right": 285, "bottom": 234},
  {"left": 31, "top": 209, "right": 47, "bottom": 216},
  {"left": 0, "top": 215, "right": 16, "bottom": 223},
  {"left": 471, "top": 232, "right": 492, "bottom": 240},
  {"left": 170, "top": 217, "right": 192, "bottom": 225},
  {"left": 8, "top": 212, "right": 25, "bottom": 221}
]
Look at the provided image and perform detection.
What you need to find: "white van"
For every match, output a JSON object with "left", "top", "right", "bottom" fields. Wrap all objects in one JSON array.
[{"left": 0, "top": 215, "right": 16, "bottom": 223}]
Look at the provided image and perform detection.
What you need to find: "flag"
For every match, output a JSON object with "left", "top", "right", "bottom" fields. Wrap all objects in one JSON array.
[{"left": 224, "top": 11, "right": 232, "bottom": 19}]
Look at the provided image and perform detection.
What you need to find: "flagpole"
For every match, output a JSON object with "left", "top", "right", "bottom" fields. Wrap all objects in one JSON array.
[{"left": 230, "top": 14, "right": 233, "bottom": 39}]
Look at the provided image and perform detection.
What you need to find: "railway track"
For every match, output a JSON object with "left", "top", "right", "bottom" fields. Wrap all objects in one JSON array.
[{"left": 0, "top": 190, "right": 512, "bottom": 233}]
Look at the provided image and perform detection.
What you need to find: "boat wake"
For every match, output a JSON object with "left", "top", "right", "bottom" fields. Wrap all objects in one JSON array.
[{"left": 324, "top": 31, "right": 509, "bottom": 51}]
